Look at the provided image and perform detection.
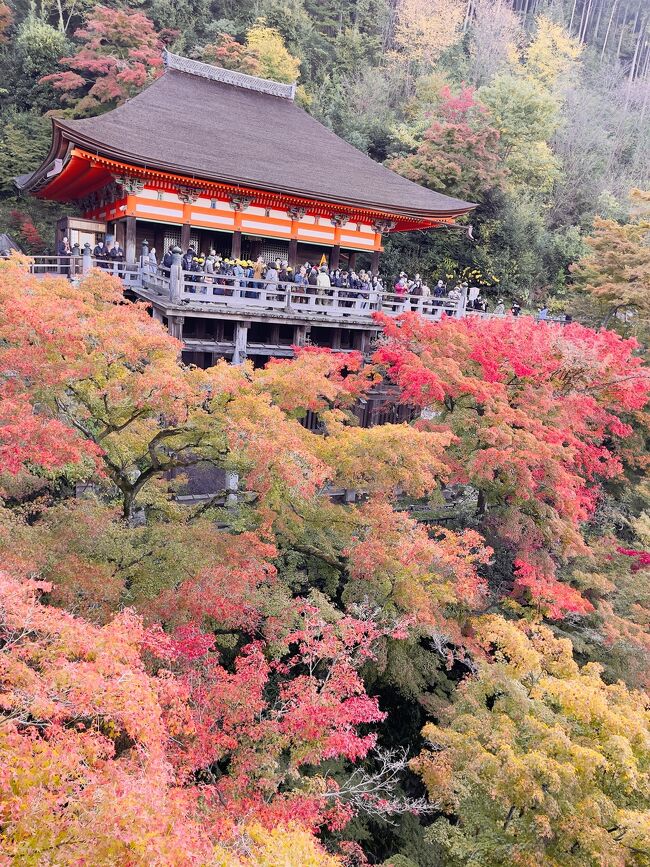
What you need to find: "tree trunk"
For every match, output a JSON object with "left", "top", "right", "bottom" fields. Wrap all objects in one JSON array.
[
  {"left": 463, "top": 0, "right": 473, "bottom": 32},
  {"left": 56, "top": 0, "right": 65, "bottom": 32},
  {"left": 625, "top": 16, "right": 645, "bottom": 107},
  {"left": 601, "top": 0, "right": 618, "bottom": 58},
  {"left": 593, "top": 0, "right": 604, "bottom": 44},
  {"left": 616, "top": 3, "right": 629, "bottom": 59}
]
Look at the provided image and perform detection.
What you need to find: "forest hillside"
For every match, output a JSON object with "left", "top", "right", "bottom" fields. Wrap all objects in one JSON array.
[{"left": 1, "top": 0, "right": 649, "bottom": 305}]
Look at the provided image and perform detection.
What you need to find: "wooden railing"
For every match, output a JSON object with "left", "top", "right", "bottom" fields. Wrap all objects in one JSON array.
[
  {"left": 145, "top": 268, "right": 464, "bottom": 320},
  {"left": 32, "top": 255, "right": 579, "bottom": 324},
  {"left": 24, "top": 256, "right": 574, "bottom": 326},
  {"left": 26, "top": 253, "right": 142, "bottom": 286},
  {"left": 27, "top": 255, "right": 85, "bottom": 278}
]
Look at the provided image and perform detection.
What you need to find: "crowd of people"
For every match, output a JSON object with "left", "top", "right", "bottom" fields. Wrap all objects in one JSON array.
[
  {"left": 158, "top": 248, "right": 388, "bottom": 298},
  {"left": 52, "top": 238, "right": 560, "bottom": 320},
  {"left": 154, "top": 248, "right": 479, "bottom": 312}
]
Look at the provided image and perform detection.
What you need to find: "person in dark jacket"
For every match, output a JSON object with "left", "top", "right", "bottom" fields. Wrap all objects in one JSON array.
[
  {"left": 162, "top": 248, "right": 173, "bottom": 269},
  {"left": 93, "top": 240, "right": 108, "bottom": 269},
  {"left": 108, "top": 243, "right": 124, "bottom": 270},
  {"left": 181, "top": 249, "right": 195, "bottom": 272},
  {"left": 306, "top": 267, "right": 318, "bottom": 295}
]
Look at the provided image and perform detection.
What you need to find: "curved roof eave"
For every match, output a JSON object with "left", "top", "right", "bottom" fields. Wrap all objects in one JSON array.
[
  {"left": 54, "top": 125, "right": 475, "bottom": 218},
  {"left": 15, "top": 119, "right": 72, "bottom": 193}
]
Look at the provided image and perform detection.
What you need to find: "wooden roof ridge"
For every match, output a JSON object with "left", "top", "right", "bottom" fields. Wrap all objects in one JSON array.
[{"left": 163, "top": 51, "right": 297, "bottom": 101}]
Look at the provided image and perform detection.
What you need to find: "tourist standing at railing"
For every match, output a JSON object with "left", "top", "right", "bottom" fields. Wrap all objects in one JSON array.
[
  {"left": 162, "top": 248, "right": 173, "bottom": 269},
  {"left": 233, "top": 259, "right": 245, "bottom": 292},
  {"left": 265, "top": 261, "right": 279, "bottom": 286},
  {"left": 182, "top": 248, "right": 195, "bottom": 273},
  {"left": 511, "top": 302, "right": 521, "bottom": 317},
  {"left": 356, "top": 270, "right": 371, "bottom": 310},
  {"left": 109, "top": 242, "right": 124, "bottom": 273},
  {"left": 181, "top": 249, "right": 196, "bottom": 292},
  {"left": 307, "top": 266, "right": 318, "bottom": 298},
  {"left": 316, "top": 265, "right": 331, "bottom": 305},
  {"left": 293, "top": 265, "right": 307, "bottom": 303},
  {"left": 243, "top": 260, "right": 255, "bottom": 295},
  {"left": 253, "top": 256, "right": 265, "bottom": 289},
  {"left": 494, "top": 298, "right": 505, "bottom": 315},
  {"left": 278, "top": 261, "right": 291, "bottom": 283},
  {"left": 93, "top": 239, "right": 108, "bottom": 269},
  {"left": 294, "top": 265, "right": 307, "bottom": 287},
  {"left": 195, "top": 257, "right": 207, "bottom": 293},
  {"left": 409, "top": 277, "right": 423, "bottom": 311},
  {"left": 470, "top": 294, "right": 488, "bottom": 313},
  {"left": 434, "top": 279, "right": 446, "bottom": 298},
  {"left": 394, "top": 273, "right": 409, "bottom": 312}
]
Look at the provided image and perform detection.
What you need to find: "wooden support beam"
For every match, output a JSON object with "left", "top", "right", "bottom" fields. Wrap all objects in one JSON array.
[
  {"left": 167, "top": 315, "right": 184, "bottom": 342},
  {"left": 295, "top": 324, "right": 310, "bottom": 347},
  {"left": 370, "top": 249, "right": 380, "bottom": 275},
  {"left": 232, "top": 321, "right": 249, "bottom": 365},
  {"left": 180, "top": 223, "right": 191, "bottom": 252},
  {"left": 330, "top": 244, "right": 341, "bottom": 270}
]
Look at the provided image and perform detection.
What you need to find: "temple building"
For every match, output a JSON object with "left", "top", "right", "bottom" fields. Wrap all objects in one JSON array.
[{"left": 18, "top": 52, "right": 476, "bottom": 367}]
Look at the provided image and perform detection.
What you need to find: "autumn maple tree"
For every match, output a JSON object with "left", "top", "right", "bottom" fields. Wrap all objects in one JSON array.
[
  {"left": 372, "top": 312, "right": 649, "bottom": 620},
  {"left": 392, "top": 0, "right": 464, "bottom": 77},
  {"left": 389, "top": 84, "right": 504, "bottom": 200},
  {"left": 570, "top": 207, "right": 650, "bottom": 325},
  {"left": 202, "top": 24, "right": 301, "bottom": 85},
  {"left": 41, "top": 5, "right": 167, "bottom": 112},
  {"left": 414, "top": 615, "right": 650, "bottom": 867}
]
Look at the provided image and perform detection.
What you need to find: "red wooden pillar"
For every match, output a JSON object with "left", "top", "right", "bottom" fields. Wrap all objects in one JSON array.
[
  {"left": 288, "top": 237, "right": 298, "bottom": 268},
  {"left": 125, "top": 216, "right": 137, "bottom": 264},
  {"left": 231, "top": 230, "right": 242, "bottom": 259}
]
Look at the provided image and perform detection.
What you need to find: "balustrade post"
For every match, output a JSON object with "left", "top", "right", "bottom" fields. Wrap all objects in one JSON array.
[
  {"left": 71, "top": 243, "right": 81, "bottom": 277},
  {"left": 140, "top": 239, "right": 149, "bottom": 277},
  {"left": 82, "top": 243, "right": 92, "bottom": 275},
  {"left": 285, "top": 281, "right": 292, "bottom": 311},
  {"left": 169, "top": 246, "right": 183, "bottom": 303}
]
